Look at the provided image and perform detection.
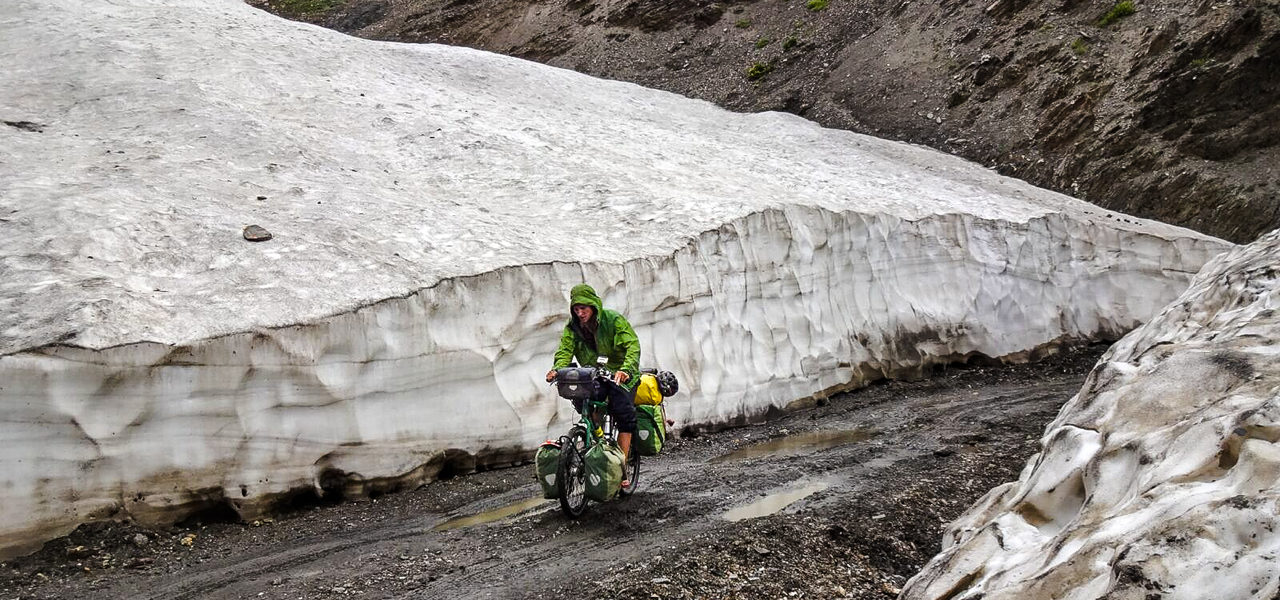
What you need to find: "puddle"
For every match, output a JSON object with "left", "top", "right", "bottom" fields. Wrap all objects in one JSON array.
[
  {"left": 711, "top": 429, "right": 878, "bottom": 463},
  {"left": 431, "top": 497, "right": 547, "bottom": 532},
  {"left": 722, "top": 481, "right": 831, "bottom": 522}
]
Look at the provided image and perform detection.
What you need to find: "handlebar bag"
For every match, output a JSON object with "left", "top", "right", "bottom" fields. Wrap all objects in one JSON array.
[
  {"left": 556, "top": 367, "right": 598, "bottom": 400},
  {"left": 584, "top": 440, "right": 625, "bottom": 502},
  {"left": 534, "top": 440, "right": 562, "bottom": 499}
]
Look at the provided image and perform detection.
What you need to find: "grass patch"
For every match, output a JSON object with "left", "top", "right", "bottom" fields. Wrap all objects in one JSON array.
[
  {"left": 274, "top": 0, "right": 341, "bottom": 14},
  {"left": 806, "top": 0, "right": 829, "bottom": 11},
  {"left": 782, "top": 35, "right": 799, "bottom": 50},
  {"left": 735, "top": 18, "right": 753, "bottom": 28},
  {"left": 1189, "top": 57, "right": 1212, "bottom": 68},
  {"left": 745, "top": 61, "right": 775, "bottom": 80},
  {"left": 1098, "top": 1, "right": 1136, "bottom": 26},
  {"left": 1071, "top": 37, "right": 1090, "bottom": 55},
  {"left": 755, "top": 37, "right": 772, "bottom": 48}
]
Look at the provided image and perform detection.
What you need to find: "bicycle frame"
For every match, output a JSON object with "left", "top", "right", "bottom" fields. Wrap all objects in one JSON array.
[
  {"left": 554, "top": 365, "right": 620, "bottom": 445},
  {"left": 563, "top": 394, "right": 616, "bottom": 463}
]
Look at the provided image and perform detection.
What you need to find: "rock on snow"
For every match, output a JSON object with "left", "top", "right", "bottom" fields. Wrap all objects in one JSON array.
[
  {"left": 0, "top": 0, "right": 1228, "bottom": 556},
  {"left": 904, "top": 230, "right": 1280, "bottom": 599}
]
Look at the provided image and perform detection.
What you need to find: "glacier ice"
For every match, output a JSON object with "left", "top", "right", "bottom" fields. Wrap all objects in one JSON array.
[
  {"left": 903, "top": 229, "right": 1280, "bottom": 599},
  {"left": 0, "top": 0, "right": 1229, "bottom": 557}
]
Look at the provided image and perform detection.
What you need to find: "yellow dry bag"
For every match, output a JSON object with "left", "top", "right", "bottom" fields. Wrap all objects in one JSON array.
[{"left": 634, "top": 373, "right": 663, "bottom": 406}]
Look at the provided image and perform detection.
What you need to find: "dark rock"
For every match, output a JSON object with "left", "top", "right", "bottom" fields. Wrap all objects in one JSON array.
[
  {"left": 123, "top": 557, "right": 153, "bottom": 569},
  {"left": 3, "top": 120, "right": 44, "bottom": 133},
  {"left": 243, "top": 225, "right": 272, "bottom": 242}
]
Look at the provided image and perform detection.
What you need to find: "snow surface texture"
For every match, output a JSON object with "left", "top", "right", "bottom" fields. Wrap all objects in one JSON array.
[
  {"left": 903, "top": 229, "right": 1280, "bottom": 600},
  {"left": 0, "top": 0, "right": 1228, "bottom": 556}
]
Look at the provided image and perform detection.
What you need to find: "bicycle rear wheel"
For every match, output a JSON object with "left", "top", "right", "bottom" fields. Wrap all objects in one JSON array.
[{"left": 557, "top": 427, "right": 590, "bottom": 518}]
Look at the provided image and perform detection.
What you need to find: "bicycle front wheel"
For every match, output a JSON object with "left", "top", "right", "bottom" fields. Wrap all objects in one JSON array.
[{"left": 557, "top": 427, "right": 590, "bottom": 518}]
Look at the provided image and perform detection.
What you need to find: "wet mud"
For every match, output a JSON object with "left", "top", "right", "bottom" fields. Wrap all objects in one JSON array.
[
  {"left": 710, "top": 429, "right": 879, "bottom": 464},
  {"left": 0, "top": 345, "right": 1106, "bottom": 600},
  {"left": 722, "top": 480, "right": 832, "bottom": 522}
]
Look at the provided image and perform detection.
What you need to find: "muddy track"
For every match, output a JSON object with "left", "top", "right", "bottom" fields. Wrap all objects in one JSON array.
[{"left": 0, "top": 346, "right": 1105, "bottom": 599}]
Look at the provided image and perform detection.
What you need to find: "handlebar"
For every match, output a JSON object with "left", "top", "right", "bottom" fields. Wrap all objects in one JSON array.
[
  {"left": 550, "top": 365, "right": 612, "bottom": 383},
  {"left": 549, "top": 364, "right": 633, "bottom": 390}
]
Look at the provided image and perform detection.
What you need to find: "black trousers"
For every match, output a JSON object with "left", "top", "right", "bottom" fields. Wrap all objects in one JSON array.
[{"left": 572, "top": 379, "right": 638, "bottom": 434}]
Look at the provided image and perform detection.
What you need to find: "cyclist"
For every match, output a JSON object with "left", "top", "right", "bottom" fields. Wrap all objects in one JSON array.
[{"left": 545, "top": 284, "right": 640, "bottom": 489}]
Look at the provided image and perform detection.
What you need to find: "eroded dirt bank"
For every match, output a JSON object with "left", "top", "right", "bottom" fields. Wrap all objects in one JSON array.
[
  {"left": 0, "top": 346, "right": 1105, "bottom": 599},
  {"left": 253, "top": 0, "right": 1279, "bottom": 244}
]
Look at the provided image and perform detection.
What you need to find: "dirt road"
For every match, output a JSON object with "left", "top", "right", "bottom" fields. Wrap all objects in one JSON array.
[{"left": 0, "top": 345, "right": 1106, "bottom": 599}]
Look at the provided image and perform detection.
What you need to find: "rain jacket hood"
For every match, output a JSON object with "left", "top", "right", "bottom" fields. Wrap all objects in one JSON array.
[
  {"left": 568, "top": 284, "right": 604, "bottom": 326},
  {"left": 553, "top": 284, "right": 642, "bottom": 390}
]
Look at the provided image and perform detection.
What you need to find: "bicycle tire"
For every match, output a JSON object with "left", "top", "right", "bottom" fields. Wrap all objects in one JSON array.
[
  {"left": 557, "top": 427, "right": 590, "bottom": 518},
  {"left": 617, "top": 446, "right": 641, "bottom": 498}
]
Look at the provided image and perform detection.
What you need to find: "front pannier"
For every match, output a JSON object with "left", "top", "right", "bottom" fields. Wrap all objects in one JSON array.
[
  {"left": 534, "top": 440, "right": 562, "bottom": 499},
  {"left": 584, "top": 440, "right": 625, "bottom": 502}
]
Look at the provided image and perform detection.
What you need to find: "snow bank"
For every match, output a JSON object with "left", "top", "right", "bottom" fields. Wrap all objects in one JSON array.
[
  {"left": 0, "top": 0, "right": 1227, "bottom": 556},
  {"left": 903, "top": 229, "right": 1280, "bottom": 600}
]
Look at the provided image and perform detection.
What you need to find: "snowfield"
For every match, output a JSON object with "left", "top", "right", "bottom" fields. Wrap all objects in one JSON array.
[
  {"left": 904, "top": 230, "right": 1280, "bottom": 599},
  {"left": 0, "top": 0, "right": 1228, "bottom": 557}
]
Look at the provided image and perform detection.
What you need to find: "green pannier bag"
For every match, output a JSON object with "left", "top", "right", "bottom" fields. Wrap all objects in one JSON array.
[
  {"left": 635, "top": 404, "right": 666, "bottom": 456},
  {"left": 584, "top": 440, "right": 625, "bottom": 502},
  {"left": 534, "top": 441, "right": 561, "bottom": 499}
]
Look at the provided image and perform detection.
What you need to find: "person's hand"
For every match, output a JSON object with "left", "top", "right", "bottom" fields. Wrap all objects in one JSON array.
[
  {"left": 546, "top": 369, "right": 558, "bottom": 382},
  {"left": 612, "top": 371, "right": 630, "bottom": 385}
]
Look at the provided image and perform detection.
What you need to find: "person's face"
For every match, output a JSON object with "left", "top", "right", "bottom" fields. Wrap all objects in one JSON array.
[{"left": 573, "top": 304, "right": 594, "bottom": 323}]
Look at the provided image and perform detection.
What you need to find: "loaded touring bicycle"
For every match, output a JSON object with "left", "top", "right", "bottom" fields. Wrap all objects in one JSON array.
[{"left": 535, "top": 360, "right": 678, "bottom": 517}]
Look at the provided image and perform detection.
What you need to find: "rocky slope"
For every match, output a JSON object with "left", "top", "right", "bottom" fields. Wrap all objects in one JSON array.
[{"left": 259, "top": 0, "right": 1280, "bottom": 244}]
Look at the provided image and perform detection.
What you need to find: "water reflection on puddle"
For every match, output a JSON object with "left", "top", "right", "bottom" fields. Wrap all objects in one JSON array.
[
  {"left": 722, "top": 481, "right": 831, "bottom": 522},
  {"left": 711, "top": 429, "right": 878, "bottom": 463},
  {"left": 432, "top": 497, "right": 547, "bottom": 532}
]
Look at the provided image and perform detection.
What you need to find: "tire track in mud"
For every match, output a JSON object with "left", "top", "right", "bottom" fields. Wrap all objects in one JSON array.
[{"left": 136, "top": 519, "right": 443, "bottom": 600}]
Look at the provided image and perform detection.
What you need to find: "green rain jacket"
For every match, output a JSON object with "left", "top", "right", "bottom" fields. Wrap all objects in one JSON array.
[{"left": 552, "top": 284, "right": 642, "bottom": 391}]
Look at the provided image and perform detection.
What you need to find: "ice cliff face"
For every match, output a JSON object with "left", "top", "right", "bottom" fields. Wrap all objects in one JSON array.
[
  {"left": 903, "top": 229, "right": 1280, "bottom": 600},
  {"left": 0, "top": 0, "right": 1228, "bottom": 557}
]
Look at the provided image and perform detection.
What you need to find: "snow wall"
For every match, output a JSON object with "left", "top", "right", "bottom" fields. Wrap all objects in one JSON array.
[
  {"left": 903, "top": 229, "right": 1280, "bottom": 600},
  {"left": 0, "top": 0, "right": 1229, "bottom": 557}
]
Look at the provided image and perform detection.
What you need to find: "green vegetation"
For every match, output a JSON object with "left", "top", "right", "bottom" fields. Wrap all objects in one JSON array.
[
  {"left": 806, "top": 0, "right": 829, "bottom": 11},
  {"left": 745, "top": 61, "right": 774, "bottom": 80},
  {"left": 782, "top": 35, "right": 799, "bottom": 50},
  {"left": 274, "top": 0, "right": 341, "bottom": 14},
  {"left": 755, "top": 37, "right": 772, "bottom": 49},
  {"left": 1189, "top": 57, "right": 1212, "bottom": 68},
  {"left": 1098, "top": 1, "right": 1136, "bottom": 26},
  {"left": 1071, "top": 37, "right": 1090, "bottom": 55},
  {"left": 735, "top": 18, "right": 753, "bottom": 28}
]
